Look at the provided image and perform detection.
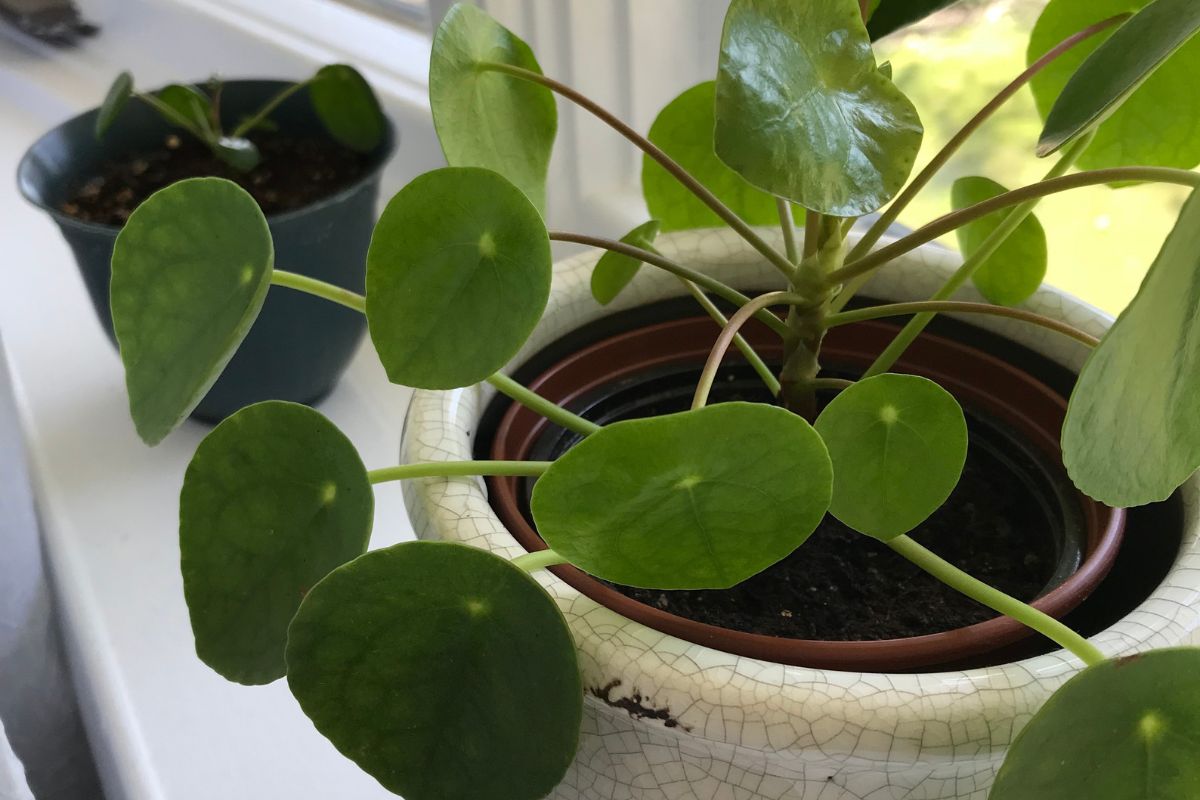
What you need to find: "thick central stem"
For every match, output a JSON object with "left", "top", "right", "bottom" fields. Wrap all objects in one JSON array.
[{"left": 779, "top": 216, "right": 845, "bottom": 417}]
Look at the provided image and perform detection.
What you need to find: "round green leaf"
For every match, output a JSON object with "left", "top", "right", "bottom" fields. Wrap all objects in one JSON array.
[
  {"left": 531, "top": 402, "right": 833, "bottom": 590},
  {"left": 714, "top": 0, "right": 923, "bottom": 216},
  {"left": 111, "top": 177, "right": 273, "bottom": 445},
  {"left": 951, "top": 176, "right": 1048, "bottom": 306},
  {"left": 181, "top": 401, "right": 372, "bottom": 685},
  {"left": 590, "top": 219, "right": 660, "bottom": 305},
  {"left": 430, "top": 4, "right": 557, "bottom": 213},
  {"left": 1030, "top": 0, "right": 1200, "bottom": 171},
  {"left": 814, "top": 374, "right": 967, "bottom": 541},
  {"left": 1063, "top": 190, "right": 1200, "bottom": 506},
  {"left": 286, "top": 541, "right": 581, "bottom": 800},
  {"left": 96, "top": 71, "right": 133, "bottom": 137},
  {"left": 365, "top": 167, "right": 551, "bottom": 390},
  {"left": 157, "top": 83, "right": 214, "bottom": 137},
  {"left": 992, "top": 648, "right": 1200, "bottom": 800},
  {"left": 309, "top": 64, "right": 385, "bottom": 153},
  {"left": 642, "top": 82, "right": 801, "bottom": 232},
  {"left": 213, "top": 136, "right": 261, "bottom": 172}
]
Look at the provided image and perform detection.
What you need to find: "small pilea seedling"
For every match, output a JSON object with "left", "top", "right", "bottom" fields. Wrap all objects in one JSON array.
[
  {"left": 95, "top": 64, "right": 384, "bottom": 171},
  {"left": 107, "top": 1, "right": 1200, "bottom": 798}
]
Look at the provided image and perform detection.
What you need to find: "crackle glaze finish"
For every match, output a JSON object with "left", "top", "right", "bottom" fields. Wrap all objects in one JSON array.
[{"left": 400, "top": 229, "right": 1200, "bottom": 800}]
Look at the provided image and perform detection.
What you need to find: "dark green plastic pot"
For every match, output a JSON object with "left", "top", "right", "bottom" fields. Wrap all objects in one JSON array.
[{"left": 16, "top": 79, "right": 396, "bottom": 422}]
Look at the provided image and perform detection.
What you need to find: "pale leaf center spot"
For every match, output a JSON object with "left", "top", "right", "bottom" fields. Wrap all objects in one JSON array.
[
  {"left": 879, "top": 404, "right": 900, "bottom": 424},
  {"left": 465, "top": 598, "right": 489, "bottom": 617},
  {"left": 478, "top": 231, "right": 497, "bottom": 259},
  {"left": 1139, "top": 710, "right": 1165, "bottom": 742},
  {"left": 239, "top": 265, "right": 254, "bottom": 286},
  {"left": 319, "top": 481, "right": 338, "bottom": 506},
  {"left": 674, "top": 474, "right": 702, "bottom": 490}
]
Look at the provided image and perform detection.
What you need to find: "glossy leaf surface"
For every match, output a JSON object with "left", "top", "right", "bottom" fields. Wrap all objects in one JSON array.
[
  {"left": 590, "top": 220, "right": 660, "bottom": 305},
  {"left": 991, "top": 648, "right": 1200, "bottom": 800},
  {"left": 952, "top": 176, "right": 1048, "bottom": 306},
  {"left": 642, "top": 82, "right": 799, "bottom": 231},
  {"left": 1030, "top": 0, "right": 1200, "bottom": 170},
  {"left": 309, "top": 64, "right": 386, "bottom": 152},
  {"left": 366, "top": 167, "right": 551, "bottom": 389},
  {"left": 287, "top": 541, "right": 581, "bottom": 800},
  {"left": 430, "top": 4, "right": 556, "bottom": 211},
  {"left": 531, "top": 403, "right": 833, "bottom": 589},
  {"left": 180, "top": 401, "right": 372, "bottom": 685},
  {"left": 1063, "top": 190, "right": 1200, "bottom": 506},
  {"left": 111, "top": 178, "right": 273, "bottom": 444},
  {"left": 815, "top": 374, "right": 967, "bottom": 540},
  {"left": 213, "top": 136, "right": 261, "bottom": 172},
  {"left": 714, "top": 0, "right": 923, "bottom": 216}
]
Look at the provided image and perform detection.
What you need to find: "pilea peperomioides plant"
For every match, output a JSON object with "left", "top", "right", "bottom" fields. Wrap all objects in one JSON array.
[
  {"left": 95, "top": 64, "right": 385, "bottom": 172},
  {"left": 107, "top": 1, "right": 1200, "bottom": 798}
]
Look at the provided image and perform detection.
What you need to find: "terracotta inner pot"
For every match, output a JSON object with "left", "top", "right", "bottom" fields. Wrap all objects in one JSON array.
[{"left": 487, "top": 314, "right": 1125, "bottom": 672}]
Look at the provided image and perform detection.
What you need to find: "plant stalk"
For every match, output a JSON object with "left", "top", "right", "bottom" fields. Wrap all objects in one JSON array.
[
  {"left": 480, "top": 61, "right": 797, "bottom": 281},
  {"left": 486, "top": 373, "right": 600, "bottom": 437},
  {"left": 827, "top": 165, "right": 1200, "bottom": 288},
  {"left": 777, "top": 199, "right": 800, "bottom": 265},
  {"left": 549, "top": 231, "right": 791, "bottom": 338},
  {"left": 827, "top": 301, "right": 1098, "bottom": 347},
  {"left": 679, "top": 278, "right": 781, "bottom": 396},
  {"left": 887, "top": 534, "right": 1105, "bottom": 667},
  {"left": 232, "top": 79, "right": 312, "bottom": 138},
  {"left": 833, "top": 12, "right": 1131, "bottom": 312},
  {"left": 692, "top": 291, "right": 808, "bottom": 409},
  {"left": 511, "top": 548, "right": 568, "bottom": 573},
  {"left": 861, "top": 133, "right": 1092, "bottom": 378},
  {"left": 271, "top": 270, "right": 366, "bottom": 313},
  {"left": 368, "top": 460, "right": 550, "bottom": 484},
  {"left": 780, "top": 216, "right": 845, "bottom": 416}
]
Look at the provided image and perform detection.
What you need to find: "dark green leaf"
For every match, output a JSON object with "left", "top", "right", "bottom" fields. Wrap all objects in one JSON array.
[
  {"left": 1063, "top": 190, "right": 1200, "bottom": 506},
  {"left": 867, "top": 1, "right": 963, "bottom": 40},
  {"left": 1038, "top": 0, "right": 1200, "bottom": 159},
  {"left": 366, "top": 167, "right": 550, "bottom": 389},
  {"left": 991, "top": 648, "right": 1200, "bottom": 800},
  {"left": 157, "top": 83, "right": 214, "bottom": 137},
  {"left": 430, "top": 4, "right": 557, "bottom": 212},
  {"left": 286, "top": 541, "right": 581, "bottom": 800},
  {"left": 309, "top": 64, "right": 386, "bottom": 152},
  {"left": 951, "top": 176, "right": 1048, "bottom": 306},
  {"left": 642, "top": 82, "right": 801, "bottom": 232},
  {"left": 590, "top": 220, "right": 660, "bottom": 305},
  {"left": 815, "top": 374, "right": 967, "bottom": 541},
  {"left": 213, "top": 136, "right": 261, "bottom": 172},
  {"left": 96, "top": 71, "right": 133, "bottom": 137},
  {"left": 531, "top": 402, "right": 832, "bottom": 589},
  {"left": 181, "top": 401, "right": 372, "bottom": 685},
  {"left": 1030, "top": 0, "right": 1200, "bottom": 170},
  {"left": 111, "top": 178, "right": 273, "bottom": 445},
  {"left": 714, "top": 0, "right": 923, "bottom": 216}
]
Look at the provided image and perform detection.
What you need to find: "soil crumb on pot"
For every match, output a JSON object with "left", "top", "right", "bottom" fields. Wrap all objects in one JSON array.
[{"left": 60, "top": 132, "right": 369, "bottom": 225}]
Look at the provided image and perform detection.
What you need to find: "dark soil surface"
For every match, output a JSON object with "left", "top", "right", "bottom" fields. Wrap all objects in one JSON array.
[
  {"left": 59, "top": 132, "right": 370, "bottom": 225},
  {"left": 530, "top": 367, "right": 1064, "bottom": 641},
  {"left": 610, "top": 439, "right": 1056, "bottom": 640}
]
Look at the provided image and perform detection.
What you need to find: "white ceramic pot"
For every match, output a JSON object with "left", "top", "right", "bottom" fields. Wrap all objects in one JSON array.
[{"left": 400, "top": 228, "right": 1200, "bottom": 800}]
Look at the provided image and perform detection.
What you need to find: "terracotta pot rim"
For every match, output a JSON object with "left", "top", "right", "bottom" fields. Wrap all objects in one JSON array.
[{"left": 487, "top": 314, "right": 1127, "bottom": 672}]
